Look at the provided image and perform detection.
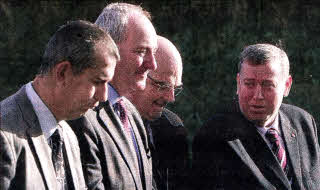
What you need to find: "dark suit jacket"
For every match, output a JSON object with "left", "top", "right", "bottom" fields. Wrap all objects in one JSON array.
[
  {"left": 192, "top": 102, "right": 320, "bottom": 190},
  {"left": 146, "top": 108, "right": 188, "bottom": 190},
  {"left": 0, "top": 85, "right": 86, "bottom": 190},
  {"left": 69, "top": 98, "right": 153, "bottom": 190}
]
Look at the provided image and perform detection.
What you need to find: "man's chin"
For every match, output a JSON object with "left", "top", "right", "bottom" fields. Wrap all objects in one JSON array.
[
  {"left": 148, "top": 111, "right": 163, "bottom": 121},
  {"left": 67, "top": 109, "right": 89, "bottom": 121}
]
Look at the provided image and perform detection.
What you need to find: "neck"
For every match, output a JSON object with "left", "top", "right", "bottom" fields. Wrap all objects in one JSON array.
[
  {"left": 110, "top": 80, "right": 137, "bottom": 98},
  {"left": 33, "top": 76, "right": 63, "bottom": 121},
  {"left": 253, "top": 116, "right": 277, "bottom": 128}
]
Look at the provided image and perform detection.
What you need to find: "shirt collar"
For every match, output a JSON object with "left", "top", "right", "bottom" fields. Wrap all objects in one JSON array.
[
  {"left": 256, "top": 114, "right": 280, "bottom": 136},
  {"left": 26, "top": 82, "right": 58, "bottom": 141},
  {"left": 108, "top": 84, "right": 121, "bottom": 106}
]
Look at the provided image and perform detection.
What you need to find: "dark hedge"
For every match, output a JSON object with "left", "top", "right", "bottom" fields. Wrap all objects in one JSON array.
[{"left": 1, "top": 0, "right": 320, "bottom": 142}]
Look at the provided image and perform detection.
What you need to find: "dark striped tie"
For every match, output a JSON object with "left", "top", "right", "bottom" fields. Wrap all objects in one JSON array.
[
  {"left": 51, "top": 126, "right": 68, "bottom": 190},
  {"left": 265, "top": 128, "right": 287, "bottom": 172}
]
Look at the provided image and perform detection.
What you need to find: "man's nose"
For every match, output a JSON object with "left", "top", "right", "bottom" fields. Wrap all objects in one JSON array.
[
  {"left": 144, "top": 51, "right": 157, "bottom": 71},
  {"left": 163, "top": 88, "right": 175, "bottom": 103},
  {"left": 95, "top": 83, "right": 108, "bottom": 102},
  {"left": 253, "top": 85, "right": 264, "bottom": 99}
]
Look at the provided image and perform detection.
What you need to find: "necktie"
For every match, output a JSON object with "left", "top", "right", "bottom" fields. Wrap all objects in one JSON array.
[
  {"left": 51, "top": 126, "right": 68, "bottom": 190},
  {"left": 265, "top": 128, "right": 288, "bottom": 172},
  {"left": 114, "top": 99, "right": 143, "bottom": 175}
]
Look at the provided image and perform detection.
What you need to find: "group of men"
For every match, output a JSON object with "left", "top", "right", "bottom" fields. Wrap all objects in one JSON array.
[{"left": 0, "top": 2, "right": 319, "bottom": 190}]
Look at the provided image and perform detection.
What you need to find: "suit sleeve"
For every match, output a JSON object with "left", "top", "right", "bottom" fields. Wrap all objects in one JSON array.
[
  {"left": 69, "top": 116, "right": 106, "bottom": 190},
  {"left": 0, "top": 131, "right": 16, "bottom": 190},
  {"left": 190, "top": 117, "right": 226, "bottom": 190}
]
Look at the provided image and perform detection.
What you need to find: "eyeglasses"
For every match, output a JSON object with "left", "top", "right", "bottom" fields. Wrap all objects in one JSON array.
[{"left": 147, "top": 75, "right": 183, "bottom": 96}]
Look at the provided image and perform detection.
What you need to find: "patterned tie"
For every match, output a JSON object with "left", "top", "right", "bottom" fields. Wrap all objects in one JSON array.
[
  {"left": 51, "top": 126, "right": 68, "bottom": 190},
  {"left": 114, "top": 99, "right": 143, "bottom": 175},
  {"left": 265, "top": 128, "right": 288, "bottom": 172}
]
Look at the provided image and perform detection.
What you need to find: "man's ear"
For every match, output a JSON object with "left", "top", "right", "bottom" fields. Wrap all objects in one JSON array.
[
  {"left": 284, "top": 75, "right": 292, "bottom": 97},
  {"left": 54, "top": 61, "right": 73, "bottom": 86},
  {"left": 236, "top": 73, "right": 240, "bottom": 95}
]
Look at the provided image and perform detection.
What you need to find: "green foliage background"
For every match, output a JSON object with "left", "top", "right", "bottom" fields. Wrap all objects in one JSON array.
[{"left": 1, "top": 0, "right": 320, "bottom": 140}]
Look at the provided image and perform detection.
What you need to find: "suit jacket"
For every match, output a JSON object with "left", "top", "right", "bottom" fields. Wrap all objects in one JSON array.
[
  {"left": 69, "top": 98, "right": 153, "bottom": 190},
  {"left": 192, "top": 101, "right": 320, "bottom": 190},
  {"left": 146, "top": 108, "right": 189, "bottom": 190},
  {"left": 0, "top": 85, "right": 86, "bottom": 190}
]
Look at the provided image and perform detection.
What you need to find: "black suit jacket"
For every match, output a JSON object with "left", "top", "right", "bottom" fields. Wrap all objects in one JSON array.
[
  {"left": 192, "top": 102, "right": 320, "bottom": 190},
  {"left": 146, "top": 108, "right": 189, "bottom": 190}
]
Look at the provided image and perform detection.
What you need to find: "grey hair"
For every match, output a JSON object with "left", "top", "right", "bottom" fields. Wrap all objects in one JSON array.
[
  {"left": 39, "top": 20, "right": 119, "bottom": 75},
  {"left": 238, "top": 43, "right": 290, "bottom": 76},
  {"left": 95, "top": 3, "right": 151, "bottom": 43}
]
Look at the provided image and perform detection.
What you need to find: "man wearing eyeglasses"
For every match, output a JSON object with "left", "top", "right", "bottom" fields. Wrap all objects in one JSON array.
[{"left": 128, "top": 36, "right": 188, "bottom": 190}]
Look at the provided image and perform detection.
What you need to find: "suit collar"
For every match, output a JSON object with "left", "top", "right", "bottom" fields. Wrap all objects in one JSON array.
[
  {"left": 14, "top": 85, "right": 58, "bottom": 189},
  {"left": 226, "top": 103, "right": 292, "bottom": 189},
  {"left": 25, "top": 82, "right": 57, "bottom": 141},
  {"left": 279, "top": 109, "right": 303, "bottom": 189},
  {"left": 61, "top": 121, "right": 82, "bottom": 190},
  {"left": 128, "top": 110, "right": 152, "bottom": 190},
  {"left": 97, "top": 102, "right": 143, "bottom": 189}
]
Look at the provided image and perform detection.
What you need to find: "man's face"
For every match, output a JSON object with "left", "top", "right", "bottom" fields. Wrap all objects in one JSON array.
[
  {"left": 61, "top": 48, "right": 117, "bottom": 120},
  {"left": 237, "top": 60, "right": 292, "bottom": 127},
  {"left": 115, "top": 14, "right": 158, "bottom": 92},
  {"left": 137, "top": 64, "right": 182, "bottom": 121}
]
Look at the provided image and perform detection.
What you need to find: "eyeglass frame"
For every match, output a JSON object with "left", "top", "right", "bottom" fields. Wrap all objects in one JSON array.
[{"left": 147, "top": 74, "right": 183, "bottom": 96}]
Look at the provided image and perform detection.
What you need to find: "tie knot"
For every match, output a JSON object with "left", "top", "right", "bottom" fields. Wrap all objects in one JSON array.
[
  {"left": 115, "top": 99, "right": 127, "bottom": 115},
  {"left": 265, "top": 128, "right": 280, "bottom": 142},
  {"left": 51, "top": 126, "right": 63, "bottom": 144}
]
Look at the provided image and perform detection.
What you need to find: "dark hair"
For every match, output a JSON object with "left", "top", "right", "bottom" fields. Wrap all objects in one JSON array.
[
  {"left": 238, "top": 43, "right": 290, "bottom": 76},
  {"left": 39, "top": 20, "right": 119, "bottom": 75}
]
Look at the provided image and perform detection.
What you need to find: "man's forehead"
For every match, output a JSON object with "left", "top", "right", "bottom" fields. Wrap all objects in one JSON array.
[{"left": 125, "top": 14, "right": 157, "bottom": 45}]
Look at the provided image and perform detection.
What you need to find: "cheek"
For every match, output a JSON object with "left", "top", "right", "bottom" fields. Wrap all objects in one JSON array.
[
  {"left": 239, "top": 88, "right": 253, "bottom": 102},
  {"left": 75, "top": 84, "right": 95, "bottom": 101}
]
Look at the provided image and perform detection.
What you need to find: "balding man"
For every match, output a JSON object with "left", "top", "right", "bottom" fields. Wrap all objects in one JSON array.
[
  {"left": 129, "top": 36, "right": 188, "bottom": 190},
  {"left": 69, "top": 3, "right": 158, "bottom": 190},
  {"left": 192, "top": 44, "right": 320, "bottom": 190}
]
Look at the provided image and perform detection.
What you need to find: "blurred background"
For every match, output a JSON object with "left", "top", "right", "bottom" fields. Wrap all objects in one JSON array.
[{"left": 1, "top": 0, "right": 320, "bottom": 142}]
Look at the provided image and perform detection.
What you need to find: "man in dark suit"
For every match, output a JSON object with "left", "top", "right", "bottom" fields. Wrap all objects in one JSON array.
[
  {"left": 129, "top": 36, "right": 188, "bottom": 190},
  {"left": 69, "top": 3, "right": 158, "bottom": 190},
  {"left": 0, "top": 20, "right": 119, "bottom": 190},
  {"left": 192, "top": 44, "right": 320, "bottom": 190}
]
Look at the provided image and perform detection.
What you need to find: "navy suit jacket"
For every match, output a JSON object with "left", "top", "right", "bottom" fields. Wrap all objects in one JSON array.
[{"left": 192, "top": 102, "right": 320, "bottom": 190}]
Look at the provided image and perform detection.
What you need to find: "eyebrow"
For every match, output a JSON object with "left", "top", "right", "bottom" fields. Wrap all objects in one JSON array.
[{"left": 148, "top": 75, "right": 183, "bottom": 88}]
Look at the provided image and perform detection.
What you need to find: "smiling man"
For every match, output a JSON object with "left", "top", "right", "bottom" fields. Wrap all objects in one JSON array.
[
  {"left": 128, "top": 36, "right": 188, "bottom": 190},
  {"left": 0, "top": 20, "right": 119, "bottom": 190},
  {"left": 68, "top": 3, "right": 158, "bottom": 190},
  {"left": 192, "top": 44, "right": 320, "bottom": 190}
]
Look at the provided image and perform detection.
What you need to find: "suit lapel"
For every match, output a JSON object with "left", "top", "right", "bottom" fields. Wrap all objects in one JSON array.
[
  {"left": 229, "top": 139, "right": 275, "bottom": 189},
  {"left": 249, "top": 129, "right": 291, "bottom": 189},
  {"left": 61, "top": 122, "right": 80, "bottom": 190},
  {"left": 279, "top": 110, "right": 303, "bottom": 189},
  {"left": 99, "top": 103, "right": 142, "bottom": 189},
  {"left": 128, "top": 111, "right": 151, "bottom": 190},
  {"left": 27, "top": 130, "right": 58, "bottom": 190},
  {"left": 231, "top": 115, "right": 291, "bottom": 189},
  {"left": 15, "top": 86, "right": 58, "bottom": 190}
]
